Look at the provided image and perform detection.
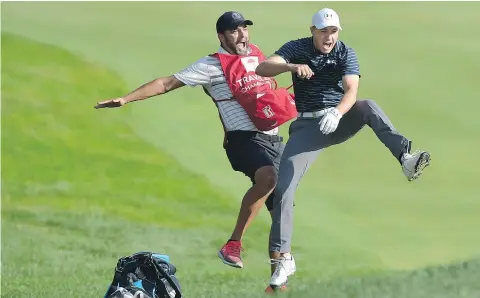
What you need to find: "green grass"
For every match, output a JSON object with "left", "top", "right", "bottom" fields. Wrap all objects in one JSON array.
[
  {"left": 1, "top": 33, "right": 271, "bottom": 297},
  {"left": 2, "top": 2, "right": 480, "bottom": 297}
]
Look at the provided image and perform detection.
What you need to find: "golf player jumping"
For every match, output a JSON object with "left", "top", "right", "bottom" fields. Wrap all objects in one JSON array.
[
  {"left": 95, "top": 11, "right": 297, "bottom": 282},
  {"left": 255, "top": 8, "right": 431, "bottom": 288}
]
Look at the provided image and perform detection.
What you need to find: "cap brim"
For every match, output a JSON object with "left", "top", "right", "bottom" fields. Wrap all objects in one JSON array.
[
  {"left": 227, "top": 19, "right": 253, "bottom": 30},
  {"left": 313, "top": 22, "right": 342, "bottom": 30}
]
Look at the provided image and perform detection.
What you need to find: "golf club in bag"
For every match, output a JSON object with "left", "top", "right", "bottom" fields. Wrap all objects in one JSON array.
[{"left": 104, "top": 252, "right": 182, "bottom": 298}]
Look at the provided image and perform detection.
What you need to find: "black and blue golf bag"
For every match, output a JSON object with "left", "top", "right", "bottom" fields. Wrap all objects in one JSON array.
[{"left": 104, "top": 251, "right": 182, "bottom": 298}]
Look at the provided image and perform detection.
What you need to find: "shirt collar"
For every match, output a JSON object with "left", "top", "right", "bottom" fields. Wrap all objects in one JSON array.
[{"left": 218, "top": 46, "right": 230, "bottom": 54}]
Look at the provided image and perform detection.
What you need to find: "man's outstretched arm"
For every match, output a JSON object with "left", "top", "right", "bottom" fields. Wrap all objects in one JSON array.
[
  {"left": 256, "top": 55, "right": 314, "bottom": 79},
  {"left": 256, "top": 55, "right": 291, "bottom": 77},
  {"left": 95, "top": 75, "right": 185, "bottom": 109}
]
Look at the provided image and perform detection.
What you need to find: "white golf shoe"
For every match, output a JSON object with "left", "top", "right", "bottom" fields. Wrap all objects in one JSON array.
[
  {"left": 401, "top": 150, "right": 431, "bottom": 181},
  {"left": 269, "top": 254, "right": 296, "bottom": 287}
]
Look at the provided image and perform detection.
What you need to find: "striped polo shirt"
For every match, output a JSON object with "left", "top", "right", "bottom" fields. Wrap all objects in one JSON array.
[
  {"left": 174, "top": 45, "right": 278, "bottom": 135},
  {"left": 275, "top": 37, "right": 360, "bottom": 112}
]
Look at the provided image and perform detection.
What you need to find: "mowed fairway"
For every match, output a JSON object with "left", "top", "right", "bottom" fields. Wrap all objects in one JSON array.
[{"left": 2, "top": 2, "right": 480, "bottom": 298}]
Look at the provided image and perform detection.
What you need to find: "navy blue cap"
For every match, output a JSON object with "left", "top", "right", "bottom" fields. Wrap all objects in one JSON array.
[{"left": 216, "top": 11, "right": 253, "bottom": 33}]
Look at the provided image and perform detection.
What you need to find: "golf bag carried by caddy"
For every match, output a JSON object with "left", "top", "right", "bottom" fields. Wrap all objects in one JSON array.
[{"left": 104, "top": 252, "right": 182, "bottom": 298}]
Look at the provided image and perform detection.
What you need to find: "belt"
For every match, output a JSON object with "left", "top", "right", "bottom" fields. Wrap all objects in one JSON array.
[
  {"left": 226, "top": 130, "right": 283, "bottom": 143},
  {"left": 297, "top": 108, "right": 330, "bottom": 119},
  {"left": 256, "top": 133, "right": 283, "bottom": 143}
]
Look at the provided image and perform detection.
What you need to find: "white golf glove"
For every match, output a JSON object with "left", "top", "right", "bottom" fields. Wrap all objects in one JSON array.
[{"left": 319, "top": 108, "right": 342, "bottom": 135}]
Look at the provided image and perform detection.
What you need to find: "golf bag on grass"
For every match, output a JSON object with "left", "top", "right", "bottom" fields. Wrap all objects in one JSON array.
[{"left": 104, "top": 252, "right": 182, "bottom": 298}]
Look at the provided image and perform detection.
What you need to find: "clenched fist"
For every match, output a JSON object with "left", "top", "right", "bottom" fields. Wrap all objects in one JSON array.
[{"left": 287, "top": 64, "right": 314, "bottom": 79}]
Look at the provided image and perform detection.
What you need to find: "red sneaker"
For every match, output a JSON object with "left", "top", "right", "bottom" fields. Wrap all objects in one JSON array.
[
  {"left": 265, "top": 284, "right": 288, "bottom": 294},
  {"left": 218, "top": 240, "right": 244, "bottom": 268}
]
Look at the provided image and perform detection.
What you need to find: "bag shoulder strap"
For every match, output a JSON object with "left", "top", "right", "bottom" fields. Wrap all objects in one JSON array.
[{"left": 147, "top": 253, "right": 183, "bottom": 298}]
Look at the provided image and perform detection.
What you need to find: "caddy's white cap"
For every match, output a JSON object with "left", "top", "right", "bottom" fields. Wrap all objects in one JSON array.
[{"left": 312, "top": 8, "right": 342, "bottom": 30}]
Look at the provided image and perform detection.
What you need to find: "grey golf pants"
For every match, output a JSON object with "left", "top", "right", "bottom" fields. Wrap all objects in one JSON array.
[{"left": 269, "top": 99, "right": 411, "bottom": 253}]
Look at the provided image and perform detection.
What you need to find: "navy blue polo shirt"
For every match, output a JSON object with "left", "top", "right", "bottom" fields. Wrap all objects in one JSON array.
[{"left": 275, "top": 37, "right": 360, "bottom": 112}]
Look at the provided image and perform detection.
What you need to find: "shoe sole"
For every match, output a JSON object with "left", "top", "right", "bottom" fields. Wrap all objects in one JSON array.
[
  {"left": 217, "top": 251, "right": 243, "bottom": 269},
  {"left": 409, "top": 152, "right": 431, "bottom": 181},
  {"left": 265, "top": 285, "right": 289, "bottom": 294}
]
